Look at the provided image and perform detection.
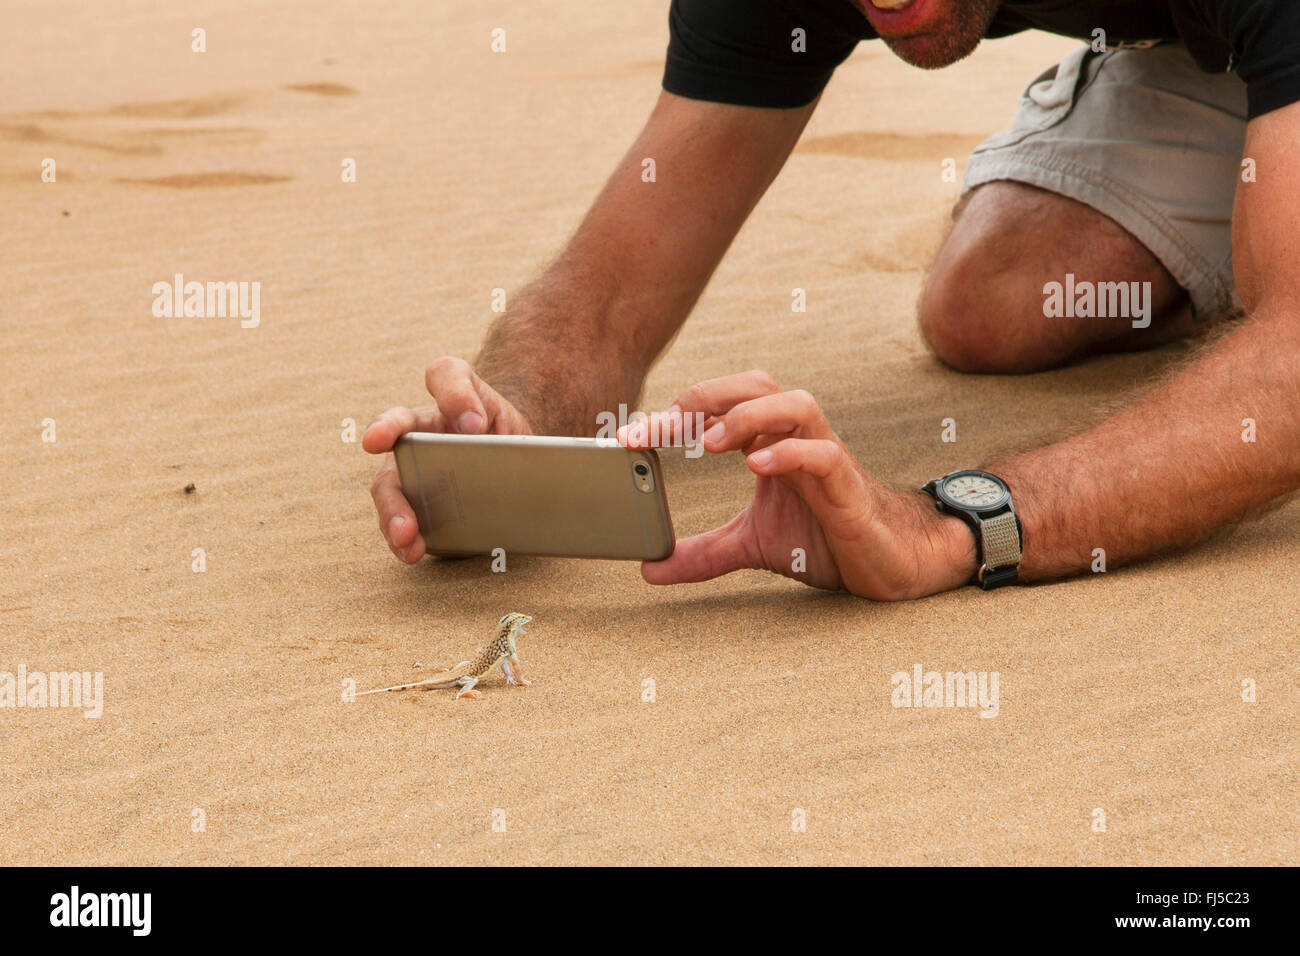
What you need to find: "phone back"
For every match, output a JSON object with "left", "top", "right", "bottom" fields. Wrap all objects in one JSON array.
[{"left": 393, "top": 433, "right": 674, "bottom": 560}]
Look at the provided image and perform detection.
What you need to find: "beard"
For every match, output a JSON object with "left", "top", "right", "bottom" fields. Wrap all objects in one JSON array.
[{"left": 874, "top": 0, "right": 1003, "bottom": 70}]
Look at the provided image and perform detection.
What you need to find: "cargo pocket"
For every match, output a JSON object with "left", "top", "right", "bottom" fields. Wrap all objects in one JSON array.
[{"left": 972, "top": 46, "right": 1104, "bottom": 153}]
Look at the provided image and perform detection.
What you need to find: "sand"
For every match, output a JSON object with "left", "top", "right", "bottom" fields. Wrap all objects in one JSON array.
[{"left": 1, "top": 1, "right": 1295, "bottom": 866}]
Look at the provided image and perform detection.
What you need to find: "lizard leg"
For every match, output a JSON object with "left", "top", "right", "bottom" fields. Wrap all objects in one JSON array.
[
  {"left": 502, "top": 655, "right": 530, "bottom": 687},
  {"left": 455, "top": 677, "right": 482, "bottom": 701},
  {"left": 418, "top": 661, "right": 471, "bottom": 689}
]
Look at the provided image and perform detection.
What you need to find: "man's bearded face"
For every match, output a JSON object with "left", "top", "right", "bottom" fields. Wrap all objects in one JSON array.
[{"left": 854, "top": 0, "right": 1003, "bottom": 70}]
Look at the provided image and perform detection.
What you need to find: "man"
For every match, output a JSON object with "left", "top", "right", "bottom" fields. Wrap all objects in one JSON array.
[{"left": 365, "top": 0, "right": 1300, "bottom": 599}]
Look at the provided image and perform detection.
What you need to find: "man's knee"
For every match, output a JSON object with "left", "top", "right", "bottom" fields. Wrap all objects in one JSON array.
[
  {"left": 916, "top": 182, "right": 1187, "bottom": 373},
  {"left": 918, "top": 237, "right": 1050, "bottom": 374}
]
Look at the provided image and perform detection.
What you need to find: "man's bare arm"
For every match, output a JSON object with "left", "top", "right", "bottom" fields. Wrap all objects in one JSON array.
[
  {"left": 984, "top": 102, "right": 1300, "bottom": 579},
  {"left": 366, "top": 90, "right": 814, "bottom": 561},
  {"left": 611, "top": 102, "right": 1300, "bottom": 599},
  {"left": 475, "top": 90, "right": 815, "bottom": 435}
]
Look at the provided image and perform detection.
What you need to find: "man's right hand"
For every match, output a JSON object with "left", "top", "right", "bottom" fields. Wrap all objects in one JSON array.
[{"left": 363, "top": 356, "right": 533, "bottom": 563}]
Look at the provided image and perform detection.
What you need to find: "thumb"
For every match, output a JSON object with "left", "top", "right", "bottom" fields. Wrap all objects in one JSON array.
[{"left": 641, "top": 513, "right": 754, "bottom": 585}]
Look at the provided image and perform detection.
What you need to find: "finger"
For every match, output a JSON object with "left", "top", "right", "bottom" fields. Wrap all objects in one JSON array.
[
  {"left": 362, "top": 405, "right": 445, "bottom": 454},
  {"left": 425, "top": 356, "right": 489, "bottom": 435},
  {"left": 618, "top": 406, "right": 691, "bottom": 449},
  {"left": 620, "top": 368, "right": 782, "bottom": 449},
  {"left": 700, "top": 389, "right": 835, "bottom": 453},
  {"left": 673, "top": 369, "right": 782, "bottom": 419},
  {"left": 370, "top": 455, "right": 427, "bottom": 563},
  {"left": 641, "top": 514, "right": 755, "bottom": 585},
  {"left": 746, "top": 438, "right": 871, "bottom": 514}
]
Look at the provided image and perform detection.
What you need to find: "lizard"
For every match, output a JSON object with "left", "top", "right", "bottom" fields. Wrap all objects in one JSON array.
[{"left": 356, "top": 612, "right": 533, "bottom": 701}]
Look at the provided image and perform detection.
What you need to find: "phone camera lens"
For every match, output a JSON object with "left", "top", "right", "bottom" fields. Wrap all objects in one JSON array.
[{"left": 634, "top": 462, "right": 649, "bottom": 476}]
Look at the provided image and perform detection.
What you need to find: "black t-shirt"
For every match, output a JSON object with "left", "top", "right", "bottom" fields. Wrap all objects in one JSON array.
[{"left": 663, "top": 0, "right": 1300, "bottom": 119}]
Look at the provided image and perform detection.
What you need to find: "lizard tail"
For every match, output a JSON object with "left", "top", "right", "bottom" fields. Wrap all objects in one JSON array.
[{"left": 355, "top": 679, "right": 448, "bottom": 696}]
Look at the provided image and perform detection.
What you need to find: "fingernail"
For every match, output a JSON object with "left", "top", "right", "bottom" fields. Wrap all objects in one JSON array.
[
  {"left": 703, "top": 421, "right": 725, "bottom": 445},
  {"left": 457, "top": 411, "right": 483, "bottom": 434},
  {"left": 389, "top": 515, "right": 405, "bottom": 540},
  {"left": 749, "top": 449, "right": 772, "bottom": 468}
]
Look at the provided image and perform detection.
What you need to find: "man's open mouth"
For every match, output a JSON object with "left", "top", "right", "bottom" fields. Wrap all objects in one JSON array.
[{"left": 860, "top": 0, "right": 932, "bottom": 36}]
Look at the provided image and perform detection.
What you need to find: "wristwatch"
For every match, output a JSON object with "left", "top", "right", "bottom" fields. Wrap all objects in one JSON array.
[{"left": 921, "top": 470, "right": 1022, "bottom": 590}]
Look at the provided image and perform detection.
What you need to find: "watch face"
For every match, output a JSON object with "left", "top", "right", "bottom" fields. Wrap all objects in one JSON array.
[{"left": 939, "top": 472, "right": 1008, "bottom": 511}]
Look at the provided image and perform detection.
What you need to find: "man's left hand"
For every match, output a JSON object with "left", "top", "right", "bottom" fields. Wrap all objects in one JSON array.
[{"left": 619, "top": 370, "right": 976, "bottom": 600}]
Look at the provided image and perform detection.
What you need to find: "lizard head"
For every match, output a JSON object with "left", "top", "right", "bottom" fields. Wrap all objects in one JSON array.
[{"left": 498, "top": 612, "right": 532, "bottom": 650}]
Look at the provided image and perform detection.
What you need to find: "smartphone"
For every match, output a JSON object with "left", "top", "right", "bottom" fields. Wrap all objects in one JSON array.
[{"left": 393, "top": 432, "right": 675, "bottom": 560}]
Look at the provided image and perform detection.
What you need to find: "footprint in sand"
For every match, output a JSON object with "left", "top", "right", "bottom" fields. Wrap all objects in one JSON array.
[
  {"left": 22, "top": 92, "right": 249, "bottom": 122},
  {"left": 0, "top": 121, "right": 161, "bottom": 155},
  {"left": 0, "top": 120, "right": 266, "bottom": 157},
  {"left": 0, "top": 84, "right": 355, "bottom": 186},
  {"left": 115, "top": 171, "right": 292, "bottom": 188},
  {"left": 281, "top": 82, "right": 357, "bottom": 96},
  {"left": 796, "top": 130, "right": 987, "bottom": 163}
]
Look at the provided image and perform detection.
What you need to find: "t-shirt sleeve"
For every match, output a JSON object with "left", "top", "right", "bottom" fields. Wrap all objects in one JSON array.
[
  {"left": 1183, "top": 0, "right": 1300, "bottom": 119},
  {"left": 662, "top": 0, "right": 868, "bottom": 109}
]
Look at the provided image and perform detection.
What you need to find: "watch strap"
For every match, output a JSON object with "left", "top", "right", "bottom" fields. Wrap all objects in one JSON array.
[
  {"left": 978, "top": 563, "right": 1020, "bottom": 589},
  {"left": 979, "top": 510, "right": 1022, "bottom": 573}
]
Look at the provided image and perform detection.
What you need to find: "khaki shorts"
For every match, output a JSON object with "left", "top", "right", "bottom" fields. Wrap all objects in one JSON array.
[{"left": 963, "top": 43, "right": 1248, "bottom": 320}]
